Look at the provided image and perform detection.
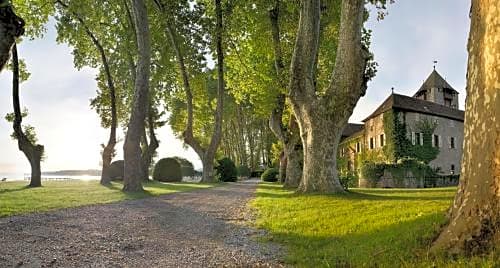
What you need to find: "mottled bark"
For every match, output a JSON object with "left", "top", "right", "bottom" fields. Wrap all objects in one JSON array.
[
  {"left": 283, "top": 119, "right": 302, "bottom": 188},
  {"left": 0, "top": 1, "right": 24, "bottom": 72},
  {"left": 123, "top": 0, "right": 150, "bottom": 192},
  {"left": 431, "top": 0, "right": 500, "bottom": 254},
  {"left": 11, "top": 44, "right": 44, "bottom": 188},
  {"left": 159, "top": 0, "right": 225, "bottom": 183},
  {"left": 289, "top": 0, "right": 369, "bottom": 193}
]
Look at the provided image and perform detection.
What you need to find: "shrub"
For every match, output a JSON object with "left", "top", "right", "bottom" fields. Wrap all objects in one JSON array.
[
  {"left": 261, "top": 168, "right": 279, "bottom": 182},
  {"left": 108, "top": 160, "right": 124, "bottom": 181},
  {"left": 339, "top": 172, "right": 358, "bottom": 190},
  {"left": 153, "top": 158, "right": 182, "bottom": 182},
  {"left": 237, "top": 165, "right": 251, "bottom": 178},
  {"left": 215, "top": 157, "right": 237, "bottom": 182},
  {"left": 251, "top": 170, "right": 264, "bottom": 178},
  {"left": 172, "top": 156, "right": 195, "bottom": 177}
]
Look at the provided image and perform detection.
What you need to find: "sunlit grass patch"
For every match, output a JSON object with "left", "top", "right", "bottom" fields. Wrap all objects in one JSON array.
[
  {"left": 251, "top": 183, "right": 498, "bottom": 267},
  {"left": 0, "top": 180, "right": 216, "bottom": 217}
]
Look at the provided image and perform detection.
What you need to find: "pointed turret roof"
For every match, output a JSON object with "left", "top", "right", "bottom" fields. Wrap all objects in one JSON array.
[{"left": 413, "top": 69, "right": 458, "bottom": 96}]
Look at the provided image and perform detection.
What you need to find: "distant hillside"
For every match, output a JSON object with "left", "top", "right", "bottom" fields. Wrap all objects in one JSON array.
[{"left": 42, "top": 169, "right": 101, "bottom": 176}]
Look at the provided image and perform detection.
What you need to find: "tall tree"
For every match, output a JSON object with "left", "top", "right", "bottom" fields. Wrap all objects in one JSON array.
[
  {"left": 0, "top": 0, "right": 24, "bottom": 71},
  {"left": 123, "top": 0, "right": 151, "bottom": 192},
  {"left": 55, "top": 0, "right": 119, "bottom": 185},
  {"left": 157, "top": 0, "right": 225, "bottom": 182},
  {"left": 268, "top": 0, "right": 302, "bottom": 188},
  {"left": 8, "top": 44, "right": 44, "bottom": 187},
  {"left": 288, "top": 0, "right": 373, "bottom": 193},
  {"left": 431, "top": 0, "right": 500, "bottom": 255}
]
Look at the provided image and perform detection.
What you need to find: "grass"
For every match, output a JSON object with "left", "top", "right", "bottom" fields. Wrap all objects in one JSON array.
[
  {"left": 251, "top": 183, "right": 499, "bottom": 267},
  {"left": 0, "top": 180, "right": 216, "bottom": 217}
]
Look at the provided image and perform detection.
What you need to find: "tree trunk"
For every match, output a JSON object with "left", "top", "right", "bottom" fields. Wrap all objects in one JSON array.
[
  {"left": 159, "top": 0, "right": 225, "bottom": 183},
  {"left": 0, "top": 1, "right": 24, "bottom": 72},
  {"left": 141, "top": 108, "right": 159, "bottom": 182},
  {"left": 278, "top": 150, "right": 286, "bottom": 182},
  {"left": 56, "top": 1, "right": 118, "bottom": 186},
  {"left": 288, "top": 0, "right": 369, "bottom": 193},
  {"left": 283, "top": 119, "right": 302, "bottom": 188},
  {"left": 431, "top": 0, "right": 500, "bottom": 255},
  {"left": 123, "top": 0, "right": 150, "bottom": 192},
  {"left": 11, "top": 44, "right": 44, "bottom": 188}
]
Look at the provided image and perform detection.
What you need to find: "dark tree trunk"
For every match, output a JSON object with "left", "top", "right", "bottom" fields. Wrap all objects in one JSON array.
[
  {"left": 11, "top": 44, "right": 43, "bottom": 188},
  {"left": 0, "top": 1, "right": 24, "bottom": 72},
  {"left": 123, "top": 0, "right": 150, "bottom": 192},
  {"left": 141, "top": 108, "right": 159, "bottom": 182},
  {"left": 268, "top": 0, "right": 303, "bottom": 188},
  {"left": 288, "top": 0, "right": 369, "bottom": 193},
  {"left": 431, "top": 0, "right": 500, "bottom": 255}
]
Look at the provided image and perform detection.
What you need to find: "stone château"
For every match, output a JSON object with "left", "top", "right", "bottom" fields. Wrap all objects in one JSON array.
[{"left": 339, "top": 69, "right": 465, "bottom": 184}]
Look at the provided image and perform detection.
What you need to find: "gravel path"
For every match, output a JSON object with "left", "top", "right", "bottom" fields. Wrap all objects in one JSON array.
[{"left": 0, "top": 179, "right": 283, "bottom": 267}]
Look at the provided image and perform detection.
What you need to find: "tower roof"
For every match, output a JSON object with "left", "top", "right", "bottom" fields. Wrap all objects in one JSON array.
[{"left": 413, "top": 69, "right": 458, "bottom": 96}]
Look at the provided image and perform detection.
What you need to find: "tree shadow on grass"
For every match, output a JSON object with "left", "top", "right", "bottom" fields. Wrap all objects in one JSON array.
[
  {"left": 0, "top": 185, "right": 33, "bottom": 194},
  {"left": 260, "top": 212, "right": 448, "bottom": 267}
]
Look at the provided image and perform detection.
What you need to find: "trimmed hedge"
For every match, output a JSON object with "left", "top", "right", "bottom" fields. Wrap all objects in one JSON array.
[
  {"left": 109, "top": 160, "right": 124, "bottom": 181},
  {"left": 215, "top": 157, "right": 237, "bottom": 182},
  {"left": 261, "top": 168, "right": 279, "bottom": 182},
  {"left": 173, "top": 156, "right": 195, "bottom": 177},
  {"left": 153, "top": 158, "right": 182, "bottom": 182},
  {"left": 237, "top": 165, "right": 251, "bottom": 178},
  {"left": 360, "top": 158, "right": 436, "bottom": 183}
]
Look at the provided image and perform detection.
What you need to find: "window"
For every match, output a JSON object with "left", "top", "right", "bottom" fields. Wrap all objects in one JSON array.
[
  {"left": 356, "top": 142, "right": 361, "bottom": 153},
  {"left": 451, "top": 164, "right": 455, "bottom": 174},
  {"left": 444, "top": 98, "right": 452, "bottom": 107},
  {"left": 450, "top": 137, "right": 455, "bottom": 149},
  {"left": 369, "top": 137, "right": 374, "bottom": 149},
  {"left": 411, "top": 132, "right": 416, "bottom": 145},
  {"left": 341, "top": 147, "right": 345, "bottom": 157},
  {"left": 380, "top": 134, "right": 385, "bottom": 147},
  {"left": 416, "top": 133, "right": 423, "bottom": 145},
  {"left": 433, "top": 134, "right": 441, "bottom": 147}
]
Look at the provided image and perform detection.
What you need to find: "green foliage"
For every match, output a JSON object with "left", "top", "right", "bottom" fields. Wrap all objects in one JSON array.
[
  {"left": 108, "top": 160, "right": 124, "bottom": 181},
  {"left": 261, "top": 168, "right": 279, "bottom": 182},
  {"left": 383, "top": 110, "right": 439, "bottom": 164},
  {"left": 237, "top": 165, "right": 250, "bottom": 178},
  {"left": 5, "top": 109, "right": 39, "bottom": 145},
  {"left": 339, "top": 172, "right": 357, "bottom": 190},
  {"left": 411, "top": 119, "right": 439, "bottom": 163},
  {"left": 251, "top": 184, "right": 497, "bottom": 267},
  {"left": 0, "top": 180, "right": 215, "bottom": 217},
  {"left": 172, "top": 157, "right": 195, "bottom": 177},
  {"left": 360, "top": 159, "right": 436, "bottom": 185},
  {"left": 153, "top": 158, "right": 183, "bottom": 182},
  {"left": 215, "top": 157, "right": 237, "bottom": 182}
]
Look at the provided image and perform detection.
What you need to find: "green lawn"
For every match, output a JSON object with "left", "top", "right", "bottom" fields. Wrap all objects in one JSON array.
[
  {"left": 0, "top": 180, "right": 216, "bottom": 217},
  {"left": 251, "top": 183, "right": 498, "bottom": 267}
]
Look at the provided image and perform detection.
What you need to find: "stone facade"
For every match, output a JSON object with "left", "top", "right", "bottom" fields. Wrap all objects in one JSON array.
[{"left": 338, "top": 70, "right": 465, "bottom": 187}]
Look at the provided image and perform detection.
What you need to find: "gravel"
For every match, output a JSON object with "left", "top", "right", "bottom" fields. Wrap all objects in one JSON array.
[{"left": 0, "top": 179, "right": 284, "bottom": 267}]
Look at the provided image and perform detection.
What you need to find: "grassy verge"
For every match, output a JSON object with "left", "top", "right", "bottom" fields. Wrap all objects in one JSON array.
[
  {"left": 251, "top": 183, "right": 498, "bottom": 267},
  {"left": 0, "top": 180, "right": 216, "bottom": 217}
]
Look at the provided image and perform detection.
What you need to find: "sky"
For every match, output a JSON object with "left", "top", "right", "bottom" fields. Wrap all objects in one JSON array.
[{"left": 0, "top": 0, "right": 471, "bottom": 175}]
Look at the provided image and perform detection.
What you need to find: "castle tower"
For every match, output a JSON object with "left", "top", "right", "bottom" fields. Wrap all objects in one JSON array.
[{"left": 413, "top": 69, "right": 459, "bottom": 109}]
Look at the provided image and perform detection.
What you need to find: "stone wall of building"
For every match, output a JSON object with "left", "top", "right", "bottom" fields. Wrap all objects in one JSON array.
[{"left": 404, "top": 112, "right": 464, "bottom": 175}]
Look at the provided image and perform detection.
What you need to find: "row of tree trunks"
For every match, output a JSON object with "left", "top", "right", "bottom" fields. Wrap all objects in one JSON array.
[
  {"left": 123, "top": 0, "right": 151, "bottom": 192},
  {"left": 11, "top": 44, "right": 44, "bottom": 187},
  {"left": 0, "top": 1, "right": 24, "bottom": 72},
  {"left": 431, "top": 0, "right": 500, "bottom": 255}
]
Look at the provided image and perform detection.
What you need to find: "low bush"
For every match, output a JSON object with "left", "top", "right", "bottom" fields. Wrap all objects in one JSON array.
[
  {"left": 215, "top": 157, "right": 237, "bottom": 182},
  {"left": 153, "top": 158, "right": 182, "bottom": 182},
  {"left": 339, "top": 172, "right": 358, "bottom": 190},
  {"left": 108, "top": 160, "right": 124, "bottom": 181},
  {"left": 237, "top": 165, "right": 251, "bottom": 178},
  {"left": 261, "top": 168, "right": 279, "bottom": 182},
  {"left": 172, "top": 156, "right": 195, "bottom": 177}
]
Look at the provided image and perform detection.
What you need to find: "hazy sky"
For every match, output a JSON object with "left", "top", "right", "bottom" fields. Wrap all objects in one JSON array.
[{"left": 0, "top": 1, "right": 471, "bottom": 174}]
